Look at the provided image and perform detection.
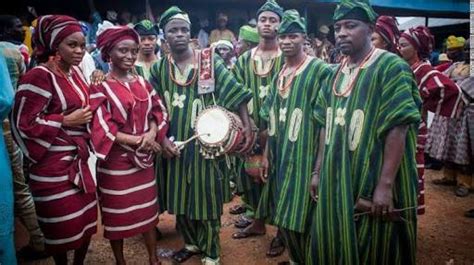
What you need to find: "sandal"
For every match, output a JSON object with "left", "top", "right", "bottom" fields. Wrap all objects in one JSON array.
[
  {"left": 455, "top": 186, "right": 469, "bottom": 197},
  {"left": 232, "top": 229, "right": 265, "bottom": 239},
  {"left": 464, "top": 209, "right": 474, "bottom": 218},
  {"left": 172, "top": 248, "right": 201, "bottom": 263},
  {"left": 234, "top": 216, "right": 253, "bottom": 229},
  {"left": 229, "top": 204, "right": 246, "bottom": 215},
  {"left": 432, "top": 178, "right": 456, "bottom": 186},
  {"left": 266, "top": 236, "right": 285, "bottom": 258}
]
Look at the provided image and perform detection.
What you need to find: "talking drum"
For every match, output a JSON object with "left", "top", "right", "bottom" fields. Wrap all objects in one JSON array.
[{"left": 195, "top": 106, "right": 244, "bottom": 159}]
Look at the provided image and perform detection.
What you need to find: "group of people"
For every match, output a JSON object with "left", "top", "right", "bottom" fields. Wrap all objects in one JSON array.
[{"left": 0, "top": 0, "right": 472, "bottom": 265}]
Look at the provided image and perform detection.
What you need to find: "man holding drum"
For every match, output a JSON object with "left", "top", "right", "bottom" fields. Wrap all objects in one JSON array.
[
  {"left": 259, "top": 10, "right": 332, "bottom": 265},
  {"left": 149, "top": 6, "right": 252, "bottom": 265}
]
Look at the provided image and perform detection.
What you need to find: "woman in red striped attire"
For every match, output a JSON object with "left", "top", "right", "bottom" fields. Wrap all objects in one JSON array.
[
  {"left": 90, "top": 26, "right": 168, "bottom": 265},
  {"left": 11, "top": 15, "right": 97, "bottom": 264},
  {"left": 398, "top": 26, "right": 463, "bottom": 214}
]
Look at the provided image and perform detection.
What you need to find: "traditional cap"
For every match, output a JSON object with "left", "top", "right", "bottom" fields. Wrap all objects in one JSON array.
[
  {"left": 438, "top": 53, "right": 450, "bottom": 62},
  {"left": 213, "top": 40, "right": 234, "bottom": 50},
  {"left": 278, "top": 9, "right": 306, "bottom": 35},
  {"left": 319, "top": 25, "right": 330, "bottom": 34},
  {"left": 401, "top": 26, "right": 434, "bottom": 60},
  {"left": 239, "top": 25, "right": 259, "bottom": 44},
  {"left": 257, "top": 0, "right": 284, "bottom": 19},
  {"left": 134, "top": 19, "right": 159, "bottom": 36},
  {"left": 375, "top": 16, "right": 400, "bottom": 53},
  {"left": 333, "top": 0, "right": 378, "bottom": 23},
  {"left": 96, "top": 20, "right": 114, "bottom": 37},
  {"left": 34, "top": 15, "right": 82, "bottom": 58},
  {"left": 96, "top": 26, "right": 140, "bottom": 61},
  {"left": 159, "top": 6, "right": 190, "bottom": 30},
  {"left": 446, "top": 35, "right": 466, "bottom": 50}
]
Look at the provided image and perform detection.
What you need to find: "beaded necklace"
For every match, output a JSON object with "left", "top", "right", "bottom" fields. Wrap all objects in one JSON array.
[{"left": 332, "top": 48, "right": 375, "bottom": 97}]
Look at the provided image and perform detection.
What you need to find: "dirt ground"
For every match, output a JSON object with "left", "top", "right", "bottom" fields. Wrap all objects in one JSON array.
[{"left": 16, "top": 169, "right": 474, "bottom": 265}]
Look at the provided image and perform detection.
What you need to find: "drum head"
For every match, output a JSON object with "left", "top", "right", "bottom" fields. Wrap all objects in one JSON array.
[{"left": 196, "top": 108, "right": 231, "bottom": 145}]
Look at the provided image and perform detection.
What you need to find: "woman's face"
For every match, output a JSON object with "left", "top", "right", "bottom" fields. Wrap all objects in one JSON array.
[
  {"left": 398, "top": 37, "right": 417, "bottom": 62},
  {"left": 371, "top": 32, "right": 387, "bottom": 50},
  {"left": 57, "top": 31, "right": 86, "bottom": 66},
  {"left": 109, "top": 39, "right": 139, "bottom": 71}
]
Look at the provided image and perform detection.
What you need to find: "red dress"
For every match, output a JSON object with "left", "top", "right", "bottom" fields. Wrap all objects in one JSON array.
[
  {"left": 90, "top": 76, "right": 168, "bottom": 240},
  {"left": 12, "top": 66, "right": 97, "bottom": 253},
  {"left": 412, "top": 61, "right": 462, "bottom": 214}
]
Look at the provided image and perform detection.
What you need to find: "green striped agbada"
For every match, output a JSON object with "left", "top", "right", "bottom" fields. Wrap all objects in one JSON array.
[
  {"left": 259, "top": 57, "right": 332, "bottom": 232},
  {"left": 232, "top": 48, "right": 284, "bottom": 208},
  {"left": 149, "top": 53, "right": 252, "bottom": 220},
  {"left": 309, "top": 49, "right": 421, "bottom": 265}
]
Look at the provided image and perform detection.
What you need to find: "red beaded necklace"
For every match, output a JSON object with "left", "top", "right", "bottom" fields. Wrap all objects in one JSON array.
[
  {"left": 332, "top": 48, "right": 376, "bottom": 97},
  {"left": 168, "top": 50, "right": 198, "bottom": 86},
  {"left": 277, "top": 56, "right": 308, "bottom": 97},
  {"left": 54, "top": 65, "right": 90, "bottom": 107}
]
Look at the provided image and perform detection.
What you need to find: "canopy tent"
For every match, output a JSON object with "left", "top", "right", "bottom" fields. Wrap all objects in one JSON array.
[
  {"left": 312, "top": 0, "right": 469, "bottom": 18},
  {"left": 398, "top": 17, "right": 470, "bottom": 30}
]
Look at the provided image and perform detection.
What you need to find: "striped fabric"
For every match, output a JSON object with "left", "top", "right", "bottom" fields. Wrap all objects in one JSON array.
[
  {"left": 411, "top": 60, "right": 462, "bottom": 214},
  {"left": 279, "top": 228, "right": 307, "bottom": 265},
  {"left": 11, "top": 66, "right": 97, "bottom": 253},
  {"left": 0, "top": 41, "right": 26, "bottom": 89},
  {"left": 309, "top": 49, "right": 421, "bottom": 265},
  {"left": 232, "top": 48, "right": 284, "bottom": 211},
  {"left": 176, "top": 216, "right": 221, "bottom": 259},
  {"left": 149, "top": 53, "right": 252, "bottom": 221},
  {"left": 89, "top": 77, "right": 168, "bottom": 240},
  {"left": 259, "top": 57, "right": 331, "bottom": 234}
]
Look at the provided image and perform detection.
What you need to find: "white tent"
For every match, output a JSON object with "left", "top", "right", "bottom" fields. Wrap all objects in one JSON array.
[{"left": 397, "top": 17, "right": 469, "bottom": 31}]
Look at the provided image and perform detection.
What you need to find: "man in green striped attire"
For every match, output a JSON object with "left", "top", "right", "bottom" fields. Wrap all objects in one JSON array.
[
  {"left": 230, "top": 0, "right": 284, "bottom": 245},
  {"left": 308, "top": 1, "right": 420, "bottom": 264},
  {"left": 149, "top": 6, "right": 252, "bottom": 265},
  {"left": 259, "top": 9, "right": 332, "bottom": 265},
  {"left": 134, "top": 19, "right": 159, "bottom": 80}
]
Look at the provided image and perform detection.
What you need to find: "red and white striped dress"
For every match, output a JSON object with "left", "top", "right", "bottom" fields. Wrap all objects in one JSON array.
[
  {"left": 12, "top": 66, "right": 97, "bottom": 253},
  {"left": 90, "top": 76, "right": 168, "bottom": 240},
  {"left": 412, "top": 61, "right": 463, "bottom": 215}
]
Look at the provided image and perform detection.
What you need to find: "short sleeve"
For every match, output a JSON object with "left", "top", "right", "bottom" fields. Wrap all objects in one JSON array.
[
  {"left": 376, "top": 59, "right": 421, "bottom": 138},
  {"left": 214, "top": 56, "right": 252, "bottom": 111}
]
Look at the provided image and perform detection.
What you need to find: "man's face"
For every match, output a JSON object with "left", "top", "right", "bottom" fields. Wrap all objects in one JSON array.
[
  {"left": 447, "top": 47, "right": 464, "bottom": 62},
  {"left": 217, "top": 18, "right": 227, "bottom": 29},
  {"left": 216, "top": 45, "right": 233, "bottom": 61},
  {"left": 278, "top": 32, "right": 305, "bottom": 57},
  {"left": 9, "top": 18, "right": 25, "bottom": 42},
  {"left": 334, "top": 19, "right": 372, "bottom": 56},
  {"left": 464, "top": 42, "right": 470, "bottom": 63},
  {"left": 257, "top": 11, "right": 280, "bottom": 40},
  {"left": 164, "top": 19, "right": 191, "bottom": 53},
  {"left": 139, "top": 35, "right": 157, "bottom": 56}
]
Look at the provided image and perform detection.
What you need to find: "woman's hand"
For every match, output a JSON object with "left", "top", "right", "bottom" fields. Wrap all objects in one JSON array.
[
  {"left": 63, "top": 106, "right": 92, "bottom": 127},
  {"left": 161, "top": 137, "right": 180, "bottom": 158},
  {"left": 90, "top": 70, "right": 106, "bottom": 85}
]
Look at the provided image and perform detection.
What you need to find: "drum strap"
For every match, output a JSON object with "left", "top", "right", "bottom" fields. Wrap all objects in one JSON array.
[{"left": 198, "top": 48, "right": 216, "bottom": 97}]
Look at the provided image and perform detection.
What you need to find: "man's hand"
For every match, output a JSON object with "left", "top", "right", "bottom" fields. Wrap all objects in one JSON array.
[
  {"left": 371, "top": 182, "right": 394, "bottom": 218},
  {"left": 310, "top": 172, "right": 320, "bottom": 202}
]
